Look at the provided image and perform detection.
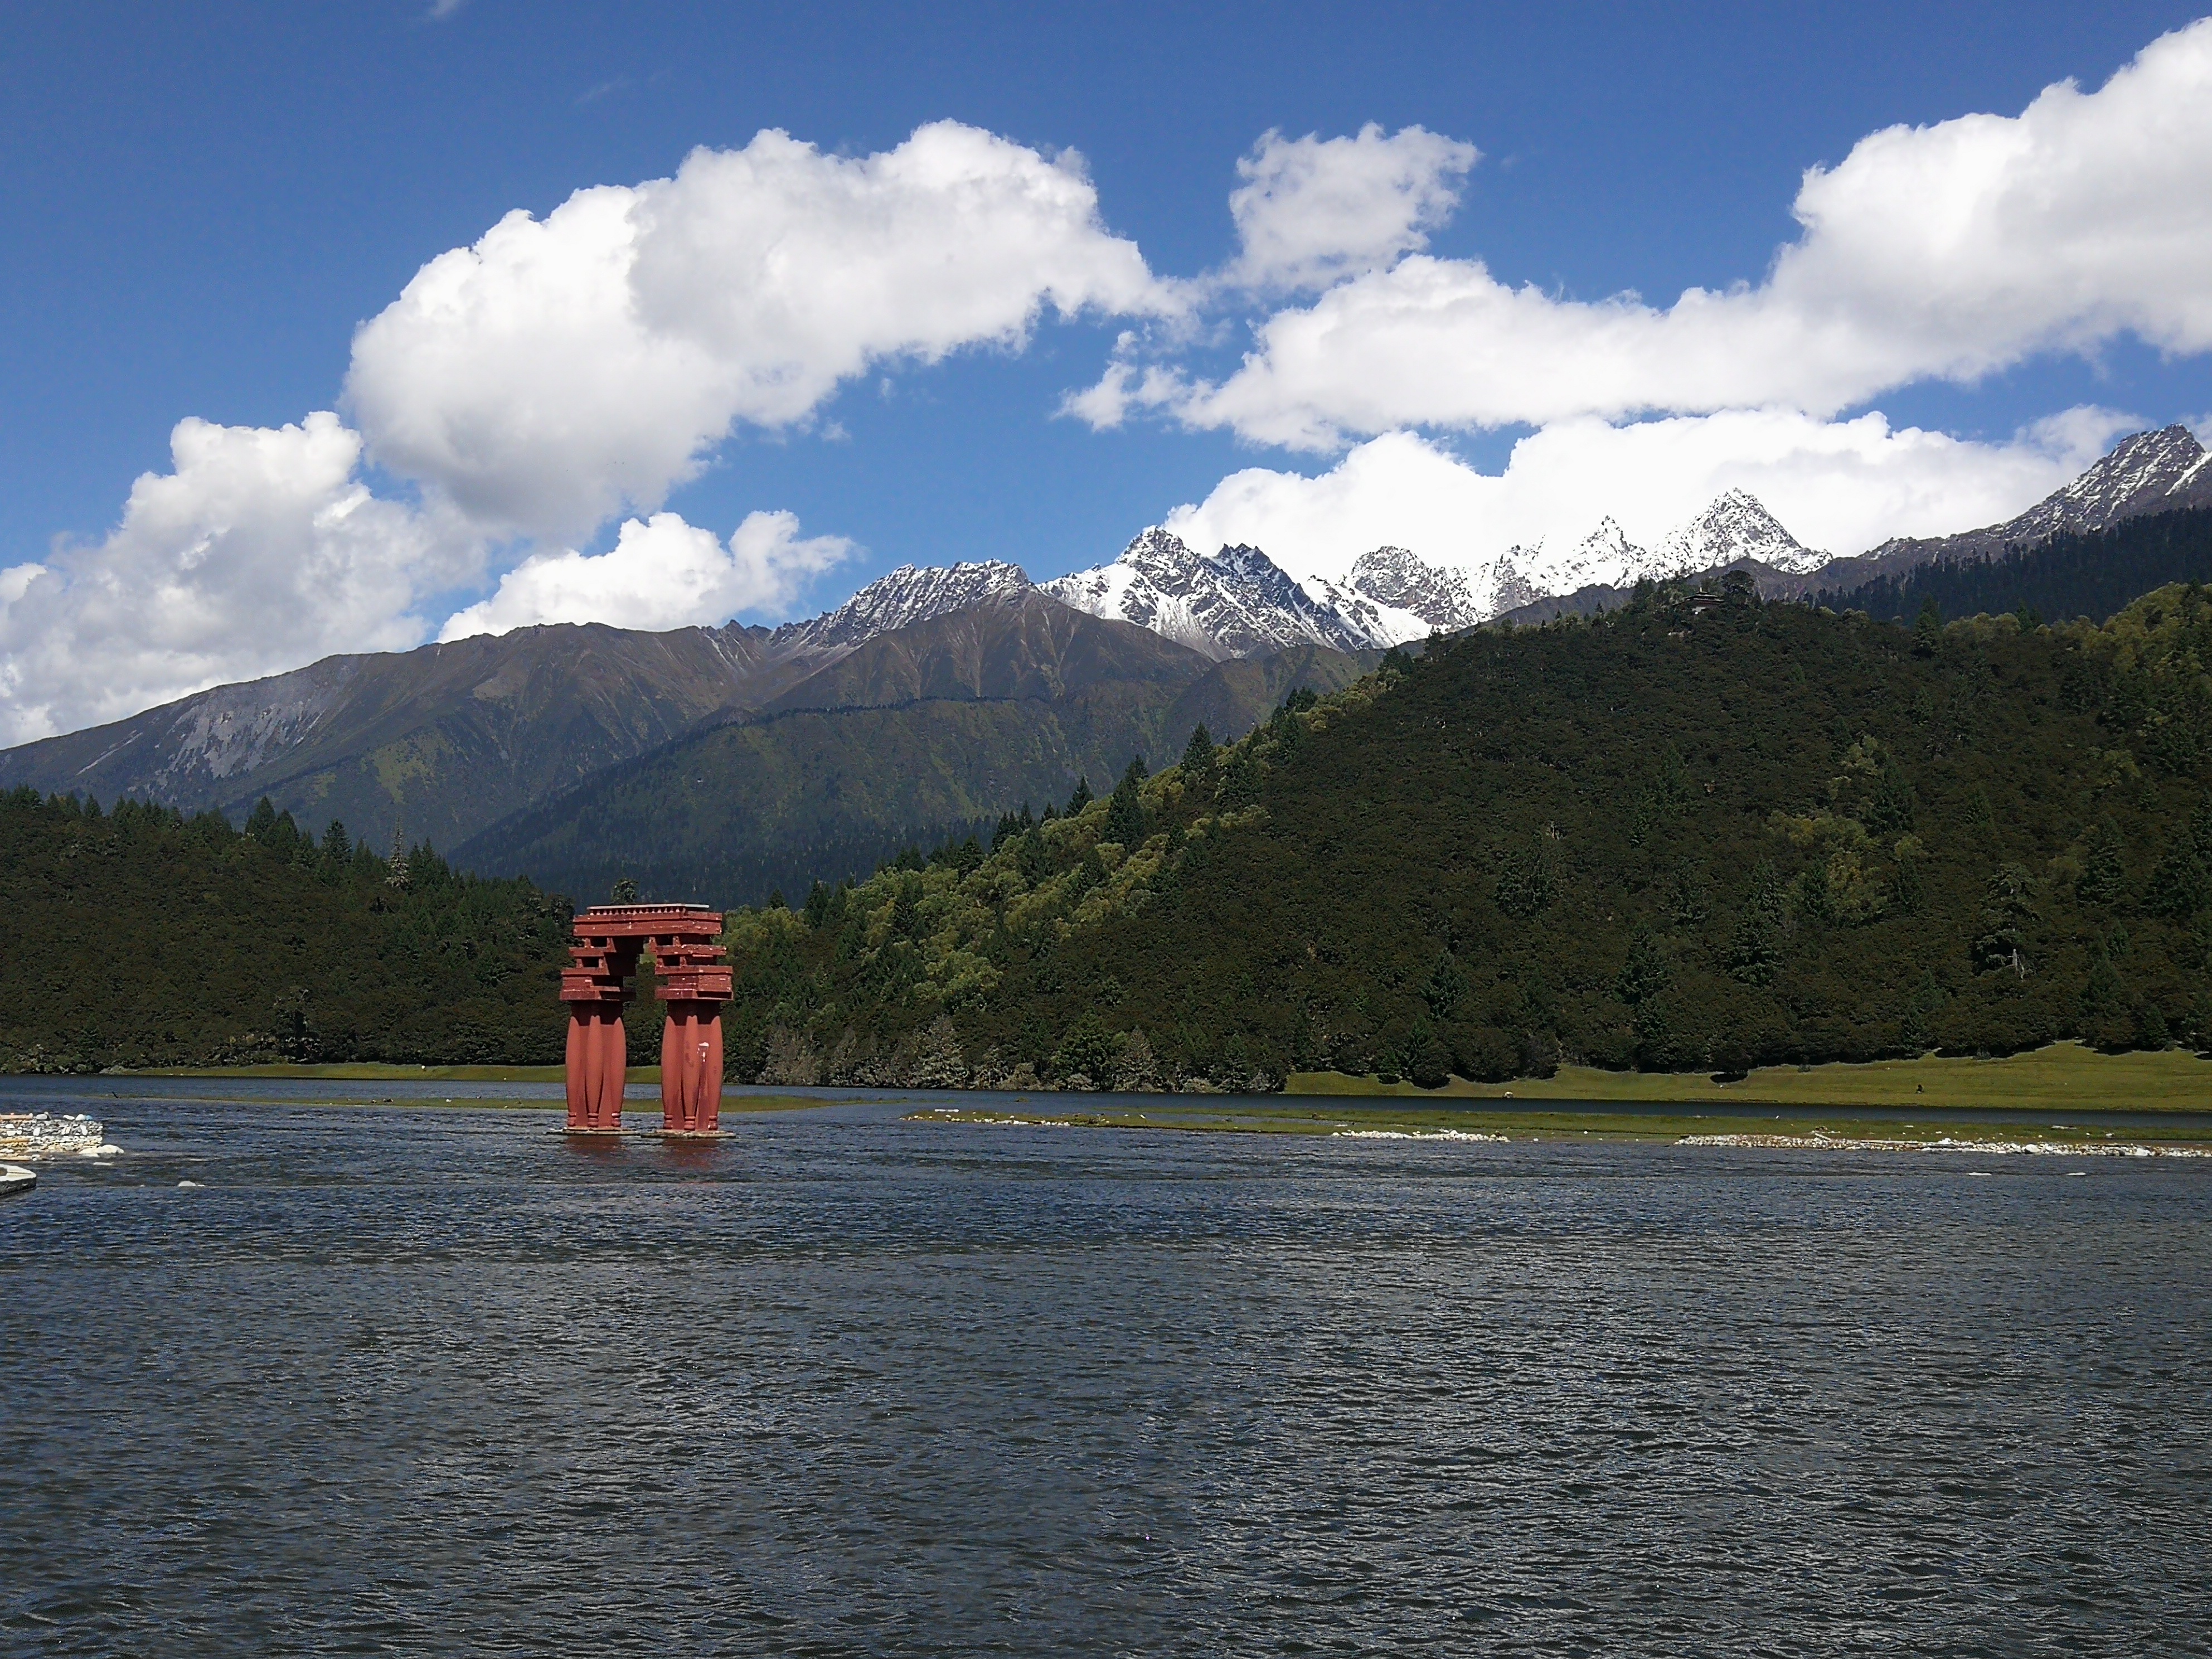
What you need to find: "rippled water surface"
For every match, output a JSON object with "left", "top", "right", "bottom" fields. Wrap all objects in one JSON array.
[{"left": 4, "top": 1080, "right": 2210, "bottom": 1656}]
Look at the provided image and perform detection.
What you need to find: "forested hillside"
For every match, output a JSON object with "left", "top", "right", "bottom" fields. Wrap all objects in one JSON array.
[
  {"left": 0, "top": 790, "right": 573, "bottom": 1071},
  {"left": 1815, "top": 506, "right": 2212, "bottom": 628},
  {"left": 457, "top": 596, "right": 1377, "bottom": 906},
  {"left": 719, "top": 582, "right": 2212, "bottom": 1090}
]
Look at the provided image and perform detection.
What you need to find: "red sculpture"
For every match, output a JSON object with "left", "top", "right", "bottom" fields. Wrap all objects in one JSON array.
[{"left": 560, "top": 904, "right": 732, "bottom": 1136}]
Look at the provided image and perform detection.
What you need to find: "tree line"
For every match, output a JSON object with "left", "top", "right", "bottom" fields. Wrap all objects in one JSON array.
[{"left": 718, "top": 580, "right": 2212, "bottom": 1090}]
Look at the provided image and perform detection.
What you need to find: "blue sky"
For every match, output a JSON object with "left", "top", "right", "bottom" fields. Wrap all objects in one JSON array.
[{"left": 3, "top": 1, "right": 2210, "bottom": 739}]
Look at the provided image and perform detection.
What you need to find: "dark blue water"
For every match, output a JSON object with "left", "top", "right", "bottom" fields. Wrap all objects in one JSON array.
[{"left": 4, "top": 1081, "right": 2209, "bottom": 1656}]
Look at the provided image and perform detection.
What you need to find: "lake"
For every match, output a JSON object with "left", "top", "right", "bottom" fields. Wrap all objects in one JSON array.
[{"left": 3, "top": 1078, "right": 2208, "bottom": 1656}]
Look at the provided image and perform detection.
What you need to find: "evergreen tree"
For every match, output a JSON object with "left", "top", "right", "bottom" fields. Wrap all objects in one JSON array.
[
  {"left": 1066, "top": 775, "right": 1093, "bottom": 815},
  {"left": 1051, "top": 1011, "right": 1117, "bottom": 1086},
  {"left": 1861, "top": 758, "right": 1917, "bottom": 835},
  {"left": 2077, "top": 819, "right": 2127, "bottom": 906},
  {"left": 1893, "top": 846, "right": 1925, "bottom": 914},
  {"left": 1495, "top": 837, "right": 1554, "bottom": 919},
  {"left": 2142, "top": 843, "right": 2210, "bottom": 919},
  {"left": 1103, "top": 764, "right": 1147, "bottom": 847},
  {"left": 1180, "top": 724, "right": 1215, "bottom": 776},
  {"left": 1422, "top": 950, "right": 1466, "bottom": 1018},
  {"left": 1914, "top": 596, "right": 1944, "bottom": 654},
  {"left": 1972, "top": 864, "right": 2037, "bottom": 977},
  {"left": 1726, "top": 862, "right": 1786, "bottom": 985},
  {"left": 1670, "top": 861, "right": 1710, "bottom": 926},
  {"left": 1794, "top": 862, "right": 1836, "bottom": 928},
  {"left": 1614, "top": 929, "right": 1671, "bottom": 1005}
]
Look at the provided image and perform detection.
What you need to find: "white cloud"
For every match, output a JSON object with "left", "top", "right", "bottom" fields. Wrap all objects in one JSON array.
[
  {"left": 1225, "top": 123, "right": 1478, "bottom": 292},
  {"left": 348, "top": 120, "right": 1169, "bottom": 541},
  {"left": 1160, "top": 407, "right": 2131, "bottom": 585},
  {"left": 0, "top": 414, "right": 467, "bottom": 744},
  {"left": 437, "top": 510, "right": 852, "bottom": 640},
  {"left": 1098, "top": 19, "right": 2212, "bottom": 448}
]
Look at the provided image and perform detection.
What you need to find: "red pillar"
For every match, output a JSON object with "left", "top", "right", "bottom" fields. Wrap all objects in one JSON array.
[
  {"left": 561, "top": 927, "right": 638, "bottom": 1133},
  {"left": 651, "top": 931, "right": 731, "bottom": 1136},
  {"left": 659, "top": 1003, "right": 725, "bottom": 1133}
]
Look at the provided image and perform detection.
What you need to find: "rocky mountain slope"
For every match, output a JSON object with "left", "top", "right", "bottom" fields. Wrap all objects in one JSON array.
[
  {"left": 1789, "top": 424, "right": 2212, "bottom": 595},
  {"left": 0, "top": 560, "right": 1049, "bottom": 852},
  {"left": 764, "top": 560, "right": 1035, "bottom": 652},
  {"left": 0, "top": 622, "right": 814, "bottom": 853},
  {"left": 454, "top": 593, "right": 1375, "bottom": 905},
  {"left": 1042, "top": 530, "right": 1377, "bottom": 658}
]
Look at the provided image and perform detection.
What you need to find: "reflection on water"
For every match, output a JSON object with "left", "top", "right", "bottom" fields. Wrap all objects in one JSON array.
[{"left": 3, "top": 1080, "right": 2208, "bottom": 1656}]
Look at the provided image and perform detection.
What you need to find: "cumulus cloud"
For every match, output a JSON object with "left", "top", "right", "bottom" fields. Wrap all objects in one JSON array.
[
  {"left": 0, "top": 120, "right": 1172, "bottom": 741},
  {"left": 1224, "top": 123, "right": 1478, "bottom": 292},
  {"left": 437, "top": 510, "right": 852, "bottom": 640},
  {"left": 0, "top": 414, "right": 468, "bottom": 744},
  {"left": 1094, "top": 20, "right": 2212, "bottom": 448},
  {"left": 1161, "top": 407, "right": 2131, "bottom": 585},
  {"left": 348, "top": 120, "right": 1169, "bottom": 541}
]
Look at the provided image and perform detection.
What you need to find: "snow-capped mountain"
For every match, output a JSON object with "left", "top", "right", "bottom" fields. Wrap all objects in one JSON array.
[
  {"left": 1042, "top": 529, "right": 1375, "bottom": 659},
  {"left": 1798, "top": 424, "right": 2212, "bottom": 594},
  {"left": 771, "top": 559, "right": 1035, "bottom": 652},
  {"left": 1660, "top": 489, "right": 1827, "bottom": 575},
  {"left": 1968, "top": 424, "right": 2211, "bottom": 548},
  {"left": 1520, "top": 517, "right": 1672, "bottom": 594},
  {"left": 1323, "top": 545, "right": 1486, "bottom": 640}
]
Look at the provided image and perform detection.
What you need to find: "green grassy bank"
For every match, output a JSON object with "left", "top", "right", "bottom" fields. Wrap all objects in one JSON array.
[
  {"left": 910, "top": 1099, "right": 2212, "bottom": 1148},
  {"left": 137, "top": 1062, "right": 591, "bottom": 1083},
  {"left": 1289, "top": 1041, "right": 2212, "bottom": 1113}
]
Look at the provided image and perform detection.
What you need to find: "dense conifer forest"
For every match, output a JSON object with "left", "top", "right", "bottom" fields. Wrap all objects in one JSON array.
[
  {"left": 1816, "top": 506, "right": 2212, "bottom": 629},
  {"left": 720, "top": 581, "right": 2212, "bottom": 1090},
  {"left": 0, "top": 789, "right": 574, "bottom": 1070}
]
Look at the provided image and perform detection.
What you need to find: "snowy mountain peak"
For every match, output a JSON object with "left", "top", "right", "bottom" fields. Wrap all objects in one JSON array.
[
  {"left": 2016, "top": 424, "right": 2212, "bottom": 541},
  {"left": 775, "top": 560, "right": 1034, "bottom": 652},
  {"left": 1343, "top": 546, "right": 1483, "bottom": 632},
  {"left": 1661, "top": 489, "right": 1826, "bottom": 575},
  {"left": 1043, "top": 531, "right": 1374, "bottom": 659}
]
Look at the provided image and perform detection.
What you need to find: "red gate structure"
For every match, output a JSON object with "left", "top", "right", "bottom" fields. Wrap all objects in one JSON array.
[{"left": 560, "top": 904, "right": 732, "bottom": 1136}]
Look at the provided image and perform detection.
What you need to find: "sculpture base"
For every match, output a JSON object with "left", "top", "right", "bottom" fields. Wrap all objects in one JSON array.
[{"left": 643, "top": 1128, "right": 733, "bottom": 1141}]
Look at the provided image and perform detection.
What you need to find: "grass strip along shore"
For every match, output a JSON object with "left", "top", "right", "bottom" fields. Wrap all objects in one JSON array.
[{"left": 908, "top": 1100, "right": 2212, "bottom": 1153}]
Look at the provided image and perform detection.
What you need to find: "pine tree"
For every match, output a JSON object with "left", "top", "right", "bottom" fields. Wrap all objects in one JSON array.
[
  {"left": 1066, "top": 776, "right": 1093, "bottom": 815},
  {"left": 1972, "top": 864, "right": 2037, "bottom": 977},
  {"left": 1181, "top": 724, "right": 1215, "bottom": 776},
  {"left": 1615, "top": 930, "right": 1671, "bottom": 1004},
  {"left": 1726, "top": 862, "right": 1786, "bottom": 985},
  {"left": 1794, "top": 861, "right": 1836, "bottom": 927},
  {"left": 1103, "top": 764, "right": 1147, "bottom": 847},
  {"left": 1422, "top": 950, "right": 1466, "bottom": 1018},
  {"left": 1494, "top": 837, "right": 1554, "bottom": 919},
  {"left": 2077, "top": 818, "right": 2126, "bottom": 906},
  {"left": 2142, "top": 843, "right": 2210, "bottom": 919},
  {"left": 1914, "top": 596, "right": 1944, "bottom": 655}
]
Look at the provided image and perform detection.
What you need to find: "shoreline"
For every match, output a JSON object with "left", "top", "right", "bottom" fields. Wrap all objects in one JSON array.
[
  {"left": 907, "top": 1099, "right": 2212, "bottom": 1153},
  {"left": 1287, "top": 1041, "right": 2212, "bottom": 1114},
  {"left": 52, "top": 1040, "right": 2211, "bottom": 1114}
]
